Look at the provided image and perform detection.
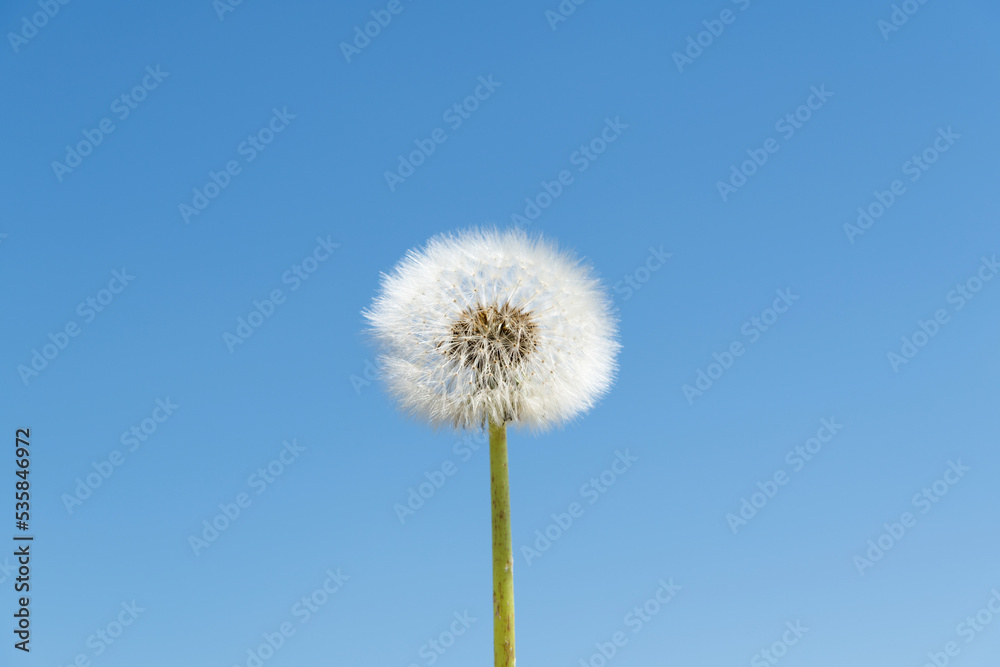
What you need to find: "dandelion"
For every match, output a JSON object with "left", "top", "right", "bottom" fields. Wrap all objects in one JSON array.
[{"left": 364, "top": 227, "right": 620, "bottom": 666}]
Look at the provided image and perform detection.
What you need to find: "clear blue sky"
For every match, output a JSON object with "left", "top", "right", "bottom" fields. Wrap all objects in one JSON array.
[{"left": 2, "top": 1, "right": 999, "bottom": 665}]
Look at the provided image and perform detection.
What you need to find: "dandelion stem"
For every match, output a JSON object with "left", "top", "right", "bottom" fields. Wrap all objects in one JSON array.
[{"left": 490, "top": 418, "right": 516, "bottom": 667}]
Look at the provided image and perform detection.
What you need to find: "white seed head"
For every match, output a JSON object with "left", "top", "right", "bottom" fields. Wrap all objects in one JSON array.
[{"left": 363, "top": 227, "right": 620, "bottom": 431}]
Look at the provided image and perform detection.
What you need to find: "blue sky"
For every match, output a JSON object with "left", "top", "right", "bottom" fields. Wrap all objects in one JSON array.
[{"left": 2, "top": 0, "right": 999, "bottom": 665}]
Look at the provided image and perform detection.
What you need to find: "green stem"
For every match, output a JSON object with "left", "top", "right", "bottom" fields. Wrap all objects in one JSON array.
[{"left": 489, "top": 418, "right": 516, "bottom": 667}]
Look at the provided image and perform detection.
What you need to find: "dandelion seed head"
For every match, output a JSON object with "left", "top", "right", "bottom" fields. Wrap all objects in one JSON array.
[{"left": 364, "top": 227, "right": 619, "bottom": 431}]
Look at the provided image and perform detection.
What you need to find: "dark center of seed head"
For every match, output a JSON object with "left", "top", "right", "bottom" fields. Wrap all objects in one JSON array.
[{"left": 445, "top": 303, "right": 538, "bottom": 374}]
